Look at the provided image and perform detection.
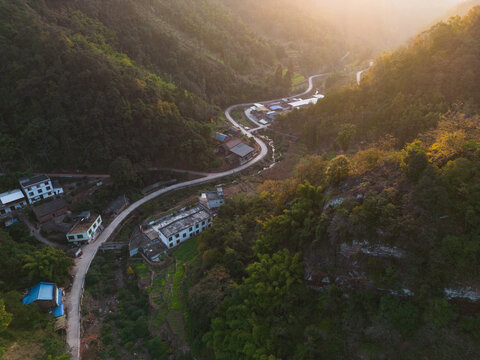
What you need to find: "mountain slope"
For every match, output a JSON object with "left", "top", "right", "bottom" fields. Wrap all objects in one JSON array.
[{"left": 280, "top": 7, "right": 480, "bottom": 151}]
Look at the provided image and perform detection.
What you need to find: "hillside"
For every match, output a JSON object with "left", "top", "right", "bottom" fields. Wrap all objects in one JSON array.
[
  {"left": 0, "top": 0, "right": 302, "bottom": 172},
  {"left": 278, "top": 7, "right": 480, "bottom": 152}
]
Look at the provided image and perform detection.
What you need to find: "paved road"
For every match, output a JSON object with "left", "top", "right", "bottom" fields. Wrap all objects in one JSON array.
[
  {"left": 66, "top": 106, "right": 268, "bottom": 360},
  {"left": 66, "top": 72, "right": 329, "bottom": 359}
]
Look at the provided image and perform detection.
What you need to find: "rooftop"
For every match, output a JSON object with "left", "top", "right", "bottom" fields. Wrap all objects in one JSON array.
[
  {"left": 129, "top": 230, "right": 150, "bottom": 251},
  {"left": 33, "top": 198, "right": 69, "bottom": 219},
  {"left": 152, "top": 205, "right": 211, "bottom": 238},
  {"left": 202, "top": 188, "right": 224, "bottom": 201},
  {"left": 142, "top": 239, "right": 168, "bottom": 260},
  {"left": 224, "top": 138, "right": 243, "bottom": 150},
  {"left": 230, "top": 143, "right": 255, "bottom": 158},
  {"left": 19, "top": 174, "right": 50, "bottom": 188},
  {"left": 23, "top": 282, "right": 55, "bottom": 304},
  {"left": 0, "top": 189, "right": 25, "bottom": 205},
  {"left": 68, "top": 214, "right": 100, "bottom": 235}
]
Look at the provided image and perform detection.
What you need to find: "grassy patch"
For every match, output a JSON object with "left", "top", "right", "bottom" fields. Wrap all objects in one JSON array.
[
  {"left": 174, "top": 238, "right": 198, "bottom": 263},
  {"left": 169, "top": 262, "right": 185, "bottom": 310},
  {"left": 166, "top": 310, "right": 186, "bottom": 341},
  {"left": 134, "top": 262, "right": 150, "bottom": 280}
]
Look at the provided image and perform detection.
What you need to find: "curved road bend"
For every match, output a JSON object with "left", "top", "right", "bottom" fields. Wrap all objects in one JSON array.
[
  {"left": 67, "top": 72, "right": 328, "bottom": 359},
  {"left": 66, "top": 107, "right": 268, "bottom": 360}
]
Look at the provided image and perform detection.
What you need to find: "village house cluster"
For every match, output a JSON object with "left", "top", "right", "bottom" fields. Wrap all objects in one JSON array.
[
  {"left": 213, "top": 127, "right": 256, "bottom": 166},
  {"left": 129, "top": 188, "right": 225, "bottom": 262},
  {"left": 0, "top": 174, "right": 63, "bottom": 217},
  {"left": 249, "top": 93, "right": 325, "bottom": 125}
]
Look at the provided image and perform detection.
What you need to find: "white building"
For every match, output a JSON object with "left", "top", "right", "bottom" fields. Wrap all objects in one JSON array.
[
  {"left": 19, "top": 175, "right": 63, "bottom": 204},
  {"left": 0, "top": 189, "right": 27, "bottom": 217},
  {"left": 200, "top": 187, "right": 225, "bottom": 210},
  {"left": 66, "top": 213, "right": 102, "bottom": 244},
  {"left": 149, "top": 205, "right": 212, "bottom": 249},
  {"left": 288, "top": 97, "right": 319, "bottom": 109}
]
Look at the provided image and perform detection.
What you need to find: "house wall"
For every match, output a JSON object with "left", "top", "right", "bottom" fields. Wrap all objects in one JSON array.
[
  {"left": 208, "top": 199, "right": 225, "bottom": 209},
  {"left": 22, "top": 179, "right": 60, "bottom": 204},
  {"left": 159, "top": 217, "right": 213, "bottom": 249},
  {"left": 0, "top": 199, "right": 28, "bottom": 217},
  {"left": 66, "top": 215, "right": 103, "bottom": 243}
]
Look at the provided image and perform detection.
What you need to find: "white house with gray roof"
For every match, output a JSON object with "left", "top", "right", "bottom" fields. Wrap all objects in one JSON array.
[
  {"left": 19, "top": 175, "right": 63, "bottom": 204},
  {"left": 148, "top": 205, "right": 212, "bottom": 249}
]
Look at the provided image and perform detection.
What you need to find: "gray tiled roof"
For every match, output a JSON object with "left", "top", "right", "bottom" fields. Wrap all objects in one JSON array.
[
  {"left": 230, "top": 143, "right": 254, "bottom": 158},
  {"left": 153, "top": 205, "right": 211, "bottom": 238},
  {"left": 19, "top": 174, "right": 50, "bottom": 187}
]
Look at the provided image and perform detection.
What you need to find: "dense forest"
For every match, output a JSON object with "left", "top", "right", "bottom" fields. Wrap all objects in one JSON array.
[
  {"left": 182, "top": 114, "right": 480, "bottom": 360},
  {"left": 279, "top": 7, "right": 480, "bottom": 153},
  {"left": 0, "top": 225, "right": 73, "bottom": 359},
  {"left": 0, "top": 0, "right": 317, "bottom": 172},
  {"left": 173, "top": 9, "right": 480, "bottom": 360}
]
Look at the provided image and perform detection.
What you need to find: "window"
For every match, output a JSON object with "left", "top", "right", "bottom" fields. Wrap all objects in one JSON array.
[
  {"left": 68, "top": 235, "right": 75, "bottom": 240},
  {"left": 202, "top": 221, "right": 205, "bottom": 225},
  {"left": 44, "top": 182, "right": 49, "bottom": 186},
  {"left": 38, "top": 189, "right": 42, "bottom": 194},
  {"left": 195, "top": 224, "right": 199, "bottom": 229},
  {"left": 169, "top": 243, "right": 173, "bottom": 248},
  {"left": 176, "top": 240, "right": 180, "bottom": 245},
  {"left": 29, "top": 192, "right": 34, "bottom": 197},
  {"left": 48, "top": 192, "right": 52, "bottom": 196},
  {"left": 183, "top": 233, "right": 186, "bottom": 238},
  {"left": 46, "top": 186, "right": 51, "bottom": 191},
  {"left": 175, "top": 234, "right": 179, "bottom": 238},
  {"left": 189, "top": 227, "right": 193, "bottom": 232},
  {"left": 169, "top": 237, "right": 173, "bottom": 241},
  {"left": 0, "top": 209, "right": 5, "bottom": 215},
  {"left": 77, "top": 234, "right": 84, "bottom": 239}
]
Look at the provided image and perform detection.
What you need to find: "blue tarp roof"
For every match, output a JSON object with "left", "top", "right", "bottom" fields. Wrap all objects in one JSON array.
[
  {"left": 52, "top": 289, "right": 64, "bottom": 317},
  {"left": 22, "top": 282, "right": 55, "bottom": 305},
  {"left": 215, "top": 132, "right": 228, "bottom": 142},
  {"left": 270, "top": 105, "right": 283, "bottom": 110}
]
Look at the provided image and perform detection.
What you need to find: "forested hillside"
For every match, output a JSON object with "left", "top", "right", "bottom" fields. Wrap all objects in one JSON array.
[
  {"left": 0, "top": 0, "right": 299, "bottom": 172},
  {"left": 184, "top": 111, "right": 480, "bottom": 359},
  {"left": 220, "top": 0, "right": 348, "bottom": 73},
  {"left": 280, "top": 7, "right": 480, "bottom": 152},
  {"left": 172, "top": 9, "right": 480, "bottom": 359}
]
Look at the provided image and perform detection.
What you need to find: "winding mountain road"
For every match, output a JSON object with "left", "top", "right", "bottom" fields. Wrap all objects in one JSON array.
[{"left": 66, "top": 73, "right": 327, "bottom": 359}]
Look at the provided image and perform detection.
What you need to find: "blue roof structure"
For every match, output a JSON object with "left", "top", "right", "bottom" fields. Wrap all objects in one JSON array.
[
  {"left": 215, "top": 132, "right": 228, "bottom": 142},
  {"left": 22, "top": 282, "right": 55, "bottom": 305},
  {"left": 270, "top": 105, "right": 283, "bottom": 111},
  {"left": 52, "top": 289, "right": 64, "bottom": 317}
]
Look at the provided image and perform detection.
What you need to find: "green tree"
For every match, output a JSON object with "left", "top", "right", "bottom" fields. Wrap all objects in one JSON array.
[
  {"left": 336, "top": 123, "right": 356, "bottom": 151},
  {"left": 23, "top": 247, "right": 74, "bottom": 285},
  {"left": 0, "top": 299, "right": 12, "bottom": 333},
  {"left": 109, "top": 157, "right": 138, "bottom": 188},
  {"left": 326, "top": 155, "right": 351, "bottom": 185}
]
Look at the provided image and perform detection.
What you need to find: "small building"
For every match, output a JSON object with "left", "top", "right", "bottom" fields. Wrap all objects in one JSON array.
[
  {"left": 229, "top": 143, "right": 255, "bottom": 165},
  {"left": 0, "top": 189, "right": 27, "bottom": 217},
  {"left": 66, "top": 213, "right": 102, "bottom": 244},
  {"left": 221, "top": 137, "right": 243, "bottom": 155},
  {"left": 129, "top": 230, "right": 151, "bottom": 257},
  {"left": 200, "top": 187, "right": 225, "bottom": 210},
  {"left": 32, "top": 198, "right": 69, "bottom": 223},
  {"left": 148, "top": 205, "right": 212, "bottom": 249},
  {"left": 215, "top": 132, "right": 229, "bottom": 143},
  {"left": 141, "top": 238, "right": 168, "bottom": 262},
  {"left": 22, "top": 282, "right": 64, "bottom": 317},
  {"left": 288, "top": 98, "right": 319, "bottom": 109},
  {"left": 104, "top": 195, "right": 129, "bottom": 216},
  {"left": 129, "top": 230, "right": 168, "bottom": 261},
  {"left": 19, "top": 175, "right": 63, "bottom": 204}
]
